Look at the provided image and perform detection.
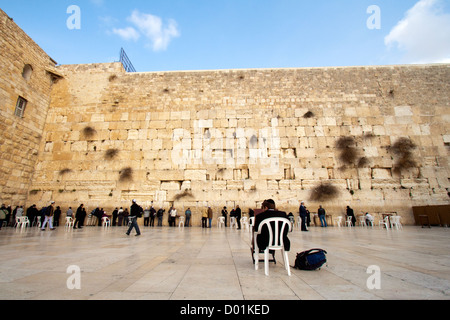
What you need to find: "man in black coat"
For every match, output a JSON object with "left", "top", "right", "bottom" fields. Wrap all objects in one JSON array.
[
  {"left": 252, "top": 199, "right": 291, "bottom": 258},
  {"left": 346, "top": 206, "right": 356, "bottom": 226},
  {"left": 126, "top": 199, "right": 143, "bottom": 236},
  {"left": 299, "top": 201, "right": 308, "bottom": 231},
  {"left": 235, "top": 205, "right": 242, "bottom": 229},
  {"left": 74, "top": 204, "right": 86, "bottom": 229}
]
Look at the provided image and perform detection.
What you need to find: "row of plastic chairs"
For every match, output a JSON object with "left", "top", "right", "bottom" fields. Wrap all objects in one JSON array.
[
  {"left": 334, "top": 215, "right": 402, "bottom": 230},
  {"left": 14, "top": 216, "right": 30, "bottom": 229},
  {"left": 64, "top": 216, "right": 112, "bottom": 229},
  {"left": 215, "top": 216, "right": 253, "bottom": 230}
]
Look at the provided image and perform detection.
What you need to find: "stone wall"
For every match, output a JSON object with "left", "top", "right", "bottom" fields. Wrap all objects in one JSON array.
[
  {"left": 26, "top": 62, "right": 450, "bottom": 225},
  {"left": 0, "top": 9, "right": 58, "bottom": 205}
]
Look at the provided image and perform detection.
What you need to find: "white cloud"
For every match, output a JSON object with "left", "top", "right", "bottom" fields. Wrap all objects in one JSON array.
[
  {"left": 90, "top": 0, "right": 104, "bottom": 7},
  {"left": 385, "top": 0, "right": 450, "bottom": 63},
  {"left": 112, "top": 10, "right": 180, "bottom": 52},
  {"left": 112, "top": 27, "right": 140, "bottom": 42}
]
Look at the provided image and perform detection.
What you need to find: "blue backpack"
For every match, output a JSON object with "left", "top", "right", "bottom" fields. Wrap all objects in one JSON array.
[{"left": 294, "top": 249, "right": 327, "bottom": 271}]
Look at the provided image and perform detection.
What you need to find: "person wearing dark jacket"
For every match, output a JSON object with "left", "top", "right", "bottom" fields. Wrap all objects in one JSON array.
[
  {"left": 126, "top": 200, "right": 142, "bottom": 236},
  {"left": 299, "top": 201, "right": 308, "bottom": 231},
  {"left": 74, "top": 204, "right": 86, "bottom": 229},
  {"left": 252, "top": 199, "right": 291, "bottom": 258},
  {"left": 235, "top": 205, "right": 242, "bottom": 230},
  {"left": 346, "top": 206, "right": 356, "bottom": 227}
]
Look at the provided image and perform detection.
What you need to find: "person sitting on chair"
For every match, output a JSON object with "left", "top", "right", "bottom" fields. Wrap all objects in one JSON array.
[{"left": 252, "top": 199, "right": 291, "bottom": 263}]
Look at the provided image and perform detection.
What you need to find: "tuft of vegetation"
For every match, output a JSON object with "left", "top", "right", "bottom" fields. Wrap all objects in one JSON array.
[
  {"left": 336, "top": 137, "right": 358, "bottom": 166},
  {"left": 173, "top": 189, "right": 194, "bottom": 201},
  {"left": 357, "top": 157, "right": 370, "bottom": 168},
  {"left": 105, "top": 149, "right": 119, "bottom": 160},
  {"left": 119, "top": 167, "right": 133, "bottom": 182},
  {"left": 303, "top": 111, "right": 315, "bottom": 119},
  {"left": 59, "top": 168, "right": 73, "bottom": 176},
  {"left": 310, "top": 183, "right": 339, "bottom": 202},
  {"left": 82, "top": 126, "right": 97, "bottom": 139},
  {"left": 391, "top": 137, "right": 417, "bottom": 174}
]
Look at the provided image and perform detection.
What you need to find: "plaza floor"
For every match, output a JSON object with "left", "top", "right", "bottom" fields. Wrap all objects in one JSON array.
[{"left": 0, "top": 223, "right": 449, "bottom": 301}]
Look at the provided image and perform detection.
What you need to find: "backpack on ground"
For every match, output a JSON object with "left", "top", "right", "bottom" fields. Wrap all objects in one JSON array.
[{"left": 293, "top": 249, "right": 327, "bottom": 271}]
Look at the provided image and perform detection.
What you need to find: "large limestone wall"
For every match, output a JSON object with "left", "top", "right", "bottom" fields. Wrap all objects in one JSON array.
[
  {"left": 0, "top": 9, "right": 58, "bottom": 204},
  {"left": 27, "top": 62, "right": 450, "bottom": 225}
]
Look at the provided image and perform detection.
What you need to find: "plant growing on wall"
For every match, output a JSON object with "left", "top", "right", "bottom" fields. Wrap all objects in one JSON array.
[
  {"left": 391, "top": 137, "right": 417, "bottom": 174},
  {"left": 59, "top": 168, "right": 73, "bottom": 176},
  {"left": 82, "top": 126, "right": 97, "bottom": 139},
  {"left": 310, "top": 183, "right": 339, "bottom": 202},
  {"left": 336, "top": 136, "right": 358, "bottom": 166},
  {"left": 303, "top": 111, "right": 315, "bottom": 118},
  {"left": 173, "top": 189, "right": 194, "bottom": 201},
  {"left": 119, "top": 167, "right": 133, "bottom": 182},
  {"left": 105, "top": 148, "right": 119, "bottom": 160}
]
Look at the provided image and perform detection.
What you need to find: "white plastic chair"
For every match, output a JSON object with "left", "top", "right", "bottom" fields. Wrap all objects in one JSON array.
[
  {"left": 15, "top": 217, "right": 29, "bottom": 230},
  {"left": 358, "top": 216, "right": 367, "bottom": 227},
  {"left": 230, "top": 217, "right": 237, "bottom": 229},
  {"left": 390, "top": 216, "right": 403, "bottom": 230},
  {"left": 65, "top": 217, "right": 74, "bottom": 228},
  {"left": 335, "top": 216, "right": 343, "bottom": 228},
  {"left": 217, "top": 216, "right": 225, "bottom": 228},
  {"left": 33, "top": 216, "right": 41, "bottom": 228},
  {"left": 249, "top": 217, "right": 255, "bottom": 231},
  {"left": 102, "top": 217, "right": 111, "bottom": 228},
  {"left": 179, "top": 216, "right": 185, "bottom": 228},
  {"left": 241, "top": 217, "right": 249, "bottom": 230},
  {"left": 14, "top": 217, "right": 22, "bottom": 228},
  {"left": 254, "top": 217, "right": 292, "bottom": 276},
  {"left": 287, "top": 216, "right": 295, "bottom": 231},
  {"left": 345, "top": 216, "right": 353, "bottom": 227},
  {"left": 379, "top": 217, "right": 390, "bottom": 229},
  {"left": 86, "top": 215, "right": 96, "bottom": 226},
  {"left": 296, "top": 216, "right": 301, "bottom": 229},
  {"left": 20, "top": 217, "right": 30, "bottom": 229}
]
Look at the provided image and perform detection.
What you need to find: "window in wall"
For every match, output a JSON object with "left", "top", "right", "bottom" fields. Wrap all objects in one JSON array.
[
  {"left": 15, "top": 96, "right": 27, "bottom": 118},
  {"left": 22, "top": 64, "right": 33, "bottom": 82}
]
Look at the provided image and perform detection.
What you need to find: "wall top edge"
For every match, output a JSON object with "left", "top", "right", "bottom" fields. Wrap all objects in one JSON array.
[{"left": 56, "top": 62, "right": 450, "bottom": 75}]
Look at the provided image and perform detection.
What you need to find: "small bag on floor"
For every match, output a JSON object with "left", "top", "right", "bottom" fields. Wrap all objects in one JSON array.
[{"left": 293, "top": 249, "right": 327, "bottom": 271}]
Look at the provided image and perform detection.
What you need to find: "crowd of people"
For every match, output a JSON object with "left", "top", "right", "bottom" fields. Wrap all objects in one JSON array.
[{"left": 0, "top": 200, "right": 374, "bottom": 233}]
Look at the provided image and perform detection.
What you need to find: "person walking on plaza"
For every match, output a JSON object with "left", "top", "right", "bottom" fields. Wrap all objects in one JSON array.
[
  {"left": 126, "top": 200, "right": 142, "bottom": 236},
  {"left": 41, "top": 201, "right": 56, "bottom": 231},
  {"left": 318, "top": 205, "right": 327, "bottom": 227}
]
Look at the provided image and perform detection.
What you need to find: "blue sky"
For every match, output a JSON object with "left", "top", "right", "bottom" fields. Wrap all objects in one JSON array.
[{"left": 1, "top": 0, "right": 450, "bottom": 72}]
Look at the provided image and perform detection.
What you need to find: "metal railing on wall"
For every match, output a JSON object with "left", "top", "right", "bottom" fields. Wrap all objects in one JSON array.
[{"left": 119, "top": 48, "right": 136, "bottom": 73}]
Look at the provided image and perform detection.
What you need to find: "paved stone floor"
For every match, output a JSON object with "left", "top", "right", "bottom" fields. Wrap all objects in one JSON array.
[{"left": 0, "top": 223, "right": 449, "bottom": 300}]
